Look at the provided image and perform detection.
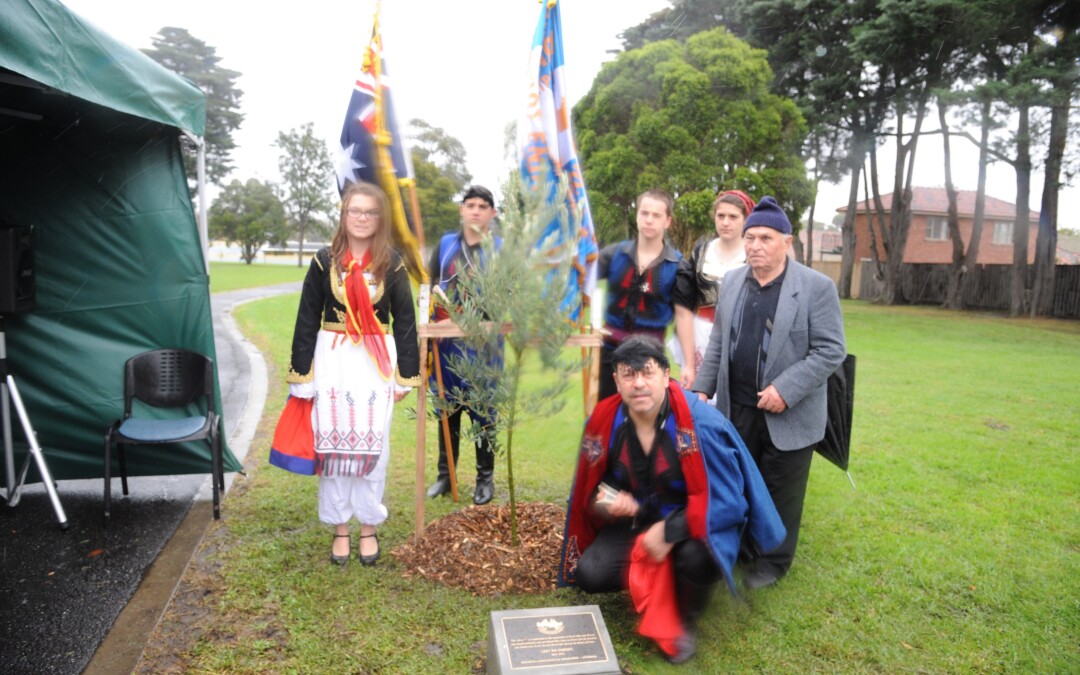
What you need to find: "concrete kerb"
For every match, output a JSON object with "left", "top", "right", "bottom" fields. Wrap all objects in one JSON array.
[{"left": 84, "top": 293, "right": 279, "bottom": 674}]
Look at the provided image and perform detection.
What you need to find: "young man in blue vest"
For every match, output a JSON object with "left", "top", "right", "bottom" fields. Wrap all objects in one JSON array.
[
  {"left": 597, "top": 189, "right": 696, "bottom": 402},
  {"left": 426, "top": 186, "right": 503, "bottom": 505}
]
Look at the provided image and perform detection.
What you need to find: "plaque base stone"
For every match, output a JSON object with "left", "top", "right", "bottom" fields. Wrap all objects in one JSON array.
[{"left": 486, "top": 605, "right": 619, "bottom": 674}]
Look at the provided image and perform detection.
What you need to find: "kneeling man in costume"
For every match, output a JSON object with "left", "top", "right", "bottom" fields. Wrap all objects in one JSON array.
[{"left": 559, "top": 336, "right": 785, "bottom": 664}]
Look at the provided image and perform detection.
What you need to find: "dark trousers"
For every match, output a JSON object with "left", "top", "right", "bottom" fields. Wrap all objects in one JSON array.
[
  {"left": 575, "top": 524, "right": 720, "bottom": 627},
  {"left": 730, "top": 403, "right": 814, "bottom": 578},
  {"left": 436, "top": 407, "right": 495, "bottom": 481}
]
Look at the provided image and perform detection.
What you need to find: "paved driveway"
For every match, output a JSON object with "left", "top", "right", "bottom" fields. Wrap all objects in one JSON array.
[{"left": 0, "top": 282, "right": 300, "bottom": 674}]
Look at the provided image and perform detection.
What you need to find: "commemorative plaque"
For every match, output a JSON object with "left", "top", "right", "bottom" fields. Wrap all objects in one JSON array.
[{"left": 486, "top": 605, "right": 619, "bottom": 674}]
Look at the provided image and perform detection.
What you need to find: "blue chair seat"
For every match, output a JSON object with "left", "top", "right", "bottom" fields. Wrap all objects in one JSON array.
[
  {"left": 117, "top": 415, "right": 208, "bottom": 442},
  {"left": 104, "top": 349, "right": 224, "bottom": 519}
]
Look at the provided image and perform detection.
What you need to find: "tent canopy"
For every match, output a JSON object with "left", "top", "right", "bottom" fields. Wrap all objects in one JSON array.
[
  {"left": 0, "top": 0, "right": 241, "bottom": 480},
  {"left": 0, "top": 0, "right": 205, "bottom": 135}
]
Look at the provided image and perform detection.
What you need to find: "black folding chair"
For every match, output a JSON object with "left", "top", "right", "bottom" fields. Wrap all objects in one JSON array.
[{"left": 104, "top": 349, "right": 224, "bottom": 519}]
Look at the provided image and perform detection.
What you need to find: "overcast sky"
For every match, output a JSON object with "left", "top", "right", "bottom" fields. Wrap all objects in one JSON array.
[{"left": 62, "top": 0, "right": 1077, "bottom": 227}]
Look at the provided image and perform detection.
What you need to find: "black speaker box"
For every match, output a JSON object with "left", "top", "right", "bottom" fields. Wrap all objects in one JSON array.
[{"left": 0, "top": 225, "right": 35, "bottom": 315}]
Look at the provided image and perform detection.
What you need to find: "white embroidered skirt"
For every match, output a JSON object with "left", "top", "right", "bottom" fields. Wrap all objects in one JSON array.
[{"left": 311, "top": 329, "right": 398, "bottom": 480}]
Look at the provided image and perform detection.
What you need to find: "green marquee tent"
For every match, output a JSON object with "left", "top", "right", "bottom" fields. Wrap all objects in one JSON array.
[{"left": 0, "top": 0, "right": 243, "bottom": 484}]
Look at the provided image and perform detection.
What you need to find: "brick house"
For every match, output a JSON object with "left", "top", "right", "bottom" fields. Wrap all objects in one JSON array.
[{"left": 838, "top": 187, "right": 1039, "bottom": 264}]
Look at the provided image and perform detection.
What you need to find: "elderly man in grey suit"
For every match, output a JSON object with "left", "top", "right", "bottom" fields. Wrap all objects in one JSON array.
[{"left": 693, "top": 196, "right": 846, "bottom": 589}]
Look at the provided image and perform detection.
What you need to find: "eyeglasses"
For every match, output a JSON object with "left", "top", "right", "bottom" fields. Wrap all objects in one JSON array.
[
  {"left": 347, "top": 208, "right": 381, "bottom": 220},
  {"left": 615, "top": 362, "right": 663, "bottom": 382}
]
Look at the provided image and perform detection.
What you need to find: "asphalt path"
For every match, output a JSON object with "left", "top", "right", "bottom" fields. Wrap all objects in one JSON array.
[{"left": 0, "top": 282, "right": 301, "bottom": 675}]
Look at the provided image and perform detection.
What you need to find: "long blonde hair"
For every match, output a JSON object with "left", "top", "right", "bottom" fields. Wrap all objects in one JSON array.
[{"left": 331, "top": 181, "right": 391, "bottom": 279}]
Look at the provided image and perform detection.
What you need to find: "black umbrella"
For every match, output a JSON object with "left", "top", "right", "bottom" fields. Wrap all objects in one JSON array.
[{"left": 815, "top": 354, "right": 857, "bottom": 488}]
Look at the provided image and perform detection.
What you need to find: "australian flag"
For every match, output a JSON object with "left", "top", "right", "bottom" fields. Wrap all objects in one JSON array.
[
  {"left": 335, "top": 45, "right": 413, "bottom": 192},
  {"left": 336, "top": 15, "right": 425, "bottom": 280}
]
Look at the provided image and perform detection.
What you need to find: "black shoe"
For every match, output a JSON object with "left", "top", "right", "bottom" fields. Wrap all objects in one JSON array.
[
  {"left": 426, "top": 477, "right": 451, "bottom": 498},
  {"left": 743, "top": 568, "right": 781, "bottom": 590},
  {"left": 330, "top": 533, "right": 350, "bottom": 567},
  {"left": 664, "top": 632, "right": 697, "bottom": 664},
  {"left": 359, "top": 533, "right": 380, "bottom": 566},
  {"left": 473, "top": 475, "right": 494, "bottom": 505}
]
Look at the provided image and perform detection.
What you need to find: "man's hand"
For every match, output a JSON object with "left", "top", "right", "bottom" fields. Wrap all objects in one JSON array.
[
  {"left": 642, "top": 520, "right": 673, "bottom": 563},
  {"left": 696, "top": 392, "right": 708, "bottom": 402},
  {"left": 393, "top": 388, "right": 411, "bottom": 403},
  {"left": 596, "top": 489, "right": 639, "bottom": 519},
  {"left": 757, "top": 384, "right": 788, "bottom": 414}
]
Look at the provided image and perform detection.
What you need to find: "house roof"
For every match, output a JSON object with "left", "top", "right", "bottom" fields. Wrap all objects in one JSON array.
[{"left": 838, "top": 187, "right": 1039, "bottom": 221}]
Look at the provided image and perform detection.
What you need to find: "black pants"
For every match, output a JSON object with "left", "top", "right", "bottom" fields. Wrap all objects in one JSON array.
[
  {"left": 730, "top": 403, "right": 814, "bottom": 577},
  {"left": 436, "top": 407, "right": 495, "bottom": 480},
  {"left": 575, "top": 523, "right": 720, "bottom": 626}
]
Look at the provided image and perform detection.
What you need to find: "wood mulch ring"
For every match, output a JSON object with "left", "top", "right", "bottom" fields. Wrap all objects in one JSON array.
[{"left": 393, "top": 501, "right": 567, "bottom": 597}]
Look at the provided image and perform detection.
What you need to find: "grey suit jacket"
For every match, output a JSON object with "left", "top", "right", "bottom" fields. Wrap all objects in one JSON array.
[{"left": 693, "top": 258, "right": 846, "bottom": 450}]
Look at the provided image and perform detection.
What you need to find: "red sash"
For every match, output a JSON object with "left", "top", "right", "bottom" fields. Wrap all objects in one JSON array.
[{"left": 342, "top": 250, "right": 392, "bottom": 379}]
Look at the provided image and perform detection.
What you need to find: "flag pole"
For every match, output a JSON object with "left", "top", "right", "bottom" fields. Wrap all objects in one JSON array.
[
  {"left": 400, "top": 178, "right": 457, "bottom": 499},
  {"left": 431, "top": 341, "right": 459, "bottom": 502},
  {"left": 369, "top": 4, "right": 426, "bottom": 282}
]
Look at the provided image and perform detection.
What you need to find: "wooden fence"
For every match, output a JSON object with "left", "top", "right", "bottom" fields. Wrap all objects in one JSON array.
[{"left": 857, "top": 262, "right": 1080, "bottom": 318}]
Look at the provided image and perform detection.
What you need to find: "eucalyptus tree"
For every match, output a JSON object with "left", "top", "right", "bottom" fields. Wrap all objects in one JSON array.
[
  {"left": 1029, "top": 6, "right": 1080, "bottom": 317},
  {"left": 209, "top": 179, "right": 288, "bottom": 264},
  {"left": 408, "top": 119, "right": 472, "bottom": 239},
  {"left": 734, "top": 0, "right": 889, "bottom": 297},
  {"left": 275, "top": 123, "right": 334, "bottom": 267},
  {"left": 574, "top": 27, "right": 811, "bottom": 252},
  {"left": 619, "top": 0, "right": 739, "bottom": 50}
]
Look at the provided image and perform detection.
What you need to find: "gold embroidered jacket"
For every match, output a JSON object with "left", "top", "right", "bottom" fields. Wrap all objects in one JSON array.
[{"left": 287, "top": 247, "right": 420, "bottom": 387}]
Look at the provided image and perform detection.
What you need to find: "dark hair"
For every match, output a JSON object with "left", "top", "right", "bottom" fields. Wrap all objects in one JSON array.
[
  {"left": 636, "top": 189, "right": 674, "bottom": 218},
  {"left": 612, "top": 335, "right": 670, "bottom": 371},
  {"left": 331, "top": 181, "right": 391, "bottom": 279},
  {"left": 461, "top": 185, "right": 495, "bottom": 208}
]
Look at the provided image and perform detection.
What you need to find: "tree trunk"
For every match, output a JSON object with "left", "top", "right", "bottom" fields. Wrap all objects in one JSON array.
[
  {"left": 806, "top": 163, "right": 820, "bottom": 268},
  {"left": 296, "top": 222, "right": 306, "bottom": 268},
  {"left": 885, "top": 81, "right": 934, "bottom": 306},
  {"left": 1031, "top": 95, "right": 1067, "bottom": 317},
  {"left": 839, "top": 129, "right": 868, "bottom": 300},
  {"left": 839, "top": 157, "right": 862, "bottom": 299},
  {"left": 868, "top": 144, "right": 887, "bottom": 279},
  {"left": 1010, "top": 104, "right": 1032, "bottom": 317},
  {"left": 941, "top": 102, "right": 965, "bottom": 310},
  {"left": 960, "top": 98, "right": 992, "bottom": 303}
]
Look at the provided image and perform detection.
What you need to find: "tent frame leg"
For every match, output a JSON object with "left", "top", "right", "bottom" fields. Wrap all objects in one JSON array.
[{"left": 0, "top": 324, "right": 68, "bottom": 529}]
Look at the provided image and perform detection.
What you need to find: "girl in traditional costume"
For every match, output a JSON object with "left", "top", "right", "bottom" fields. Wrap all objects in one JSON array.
[
  {"left": 668, "top": 190, "right": 754, "bottom": 388},
  {"left": 286, "top": 181, "right": 420, "bottom": 566}
]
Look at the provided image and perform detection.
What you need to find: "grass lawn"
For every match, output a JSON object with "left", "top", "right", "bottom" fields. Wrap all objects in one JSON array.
[
  {"left": 208, "top": 261, "right": 308, "bottom": 293},
  {"left": 151, "top": 298, "right": 1080, "bottom": 673}
]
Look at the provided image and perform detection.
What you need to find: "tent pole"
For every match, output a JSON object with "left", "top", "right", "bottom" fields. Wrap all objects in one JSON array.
[{"left": 184, "top": 132, "right": 210, "bottom": 275}]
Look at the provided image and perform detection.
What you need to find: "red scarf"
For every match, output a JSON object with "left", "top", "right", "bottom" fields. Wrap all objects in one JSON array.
[
  {"left": 342, "top": 250, "right": 392, "bottom": 380},
  {"left": 628, "top": 534, "right": 683, "bottom": 657}
]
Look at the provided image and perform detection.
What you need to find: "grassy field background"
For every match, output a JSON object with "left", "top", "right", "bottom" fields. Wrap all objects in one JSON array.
[
  {"left": 161, "top": 283, "right": 1079, "bottom": 673},
  {"left": 209, "top": 261, "right": 308, "bottom": 293}
]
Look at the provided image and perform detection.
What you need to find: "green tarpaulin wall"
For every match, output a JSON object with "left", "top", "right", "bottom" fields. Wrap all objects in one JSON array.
[{"left": 0, "top": 0, "right": 243, "bottom": 481}]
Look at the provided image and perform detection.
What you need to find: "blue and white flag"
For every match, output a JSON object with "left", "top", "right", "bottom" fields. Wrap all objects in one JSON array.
[{"left": 519, "top": 0, "right": 598, "bottom": 324}]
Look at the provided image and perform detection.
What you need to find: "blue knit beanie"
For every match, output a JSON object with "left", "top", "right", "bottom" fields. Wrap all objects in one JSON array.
[{"left": 742, "top": 196, "right": 792, "bottom": 235}]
